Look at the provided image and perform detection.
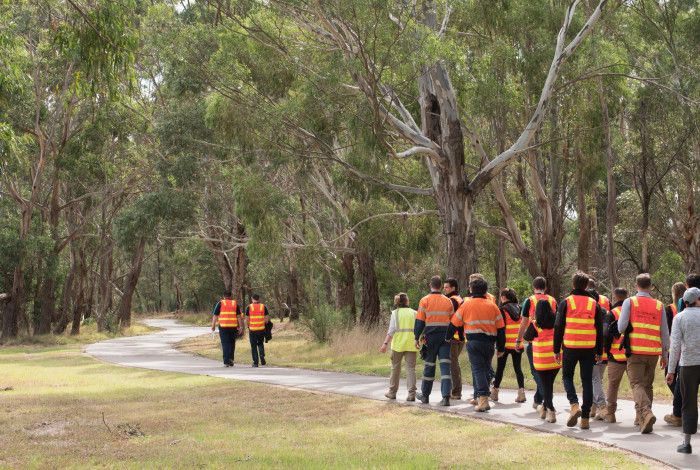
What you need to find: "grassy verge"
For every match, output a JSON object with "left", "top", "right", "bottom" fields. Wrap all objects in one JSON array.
[
  {"left": 0, "top": 343, "right": 653, "bottom": 469},
  {"left": 176, "top": 314, "right": 673, "bottom": 402},
  {"left": 0, "top": 322, "right": 156, "bottom": 350}
]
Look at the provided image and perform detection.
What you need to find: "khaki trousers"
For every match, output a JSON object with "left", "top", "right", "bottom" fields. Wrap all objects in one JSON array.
[
  {"left": 389, "top": 350, "right": 417, "bottom": 395},
  {"left": 450, "top": 340, "right": 465, "bottom": 397},
  {"left": 626, "top": 354, "right": 659, "bottom": 418},
  {"left": 606, "top": 361, "right": 627, "bottom": 413}
]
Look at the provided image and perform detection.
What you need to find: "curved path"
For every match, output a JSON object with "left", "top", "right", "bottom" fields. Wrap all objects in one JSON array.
[{"left": 86, "top": 319, "right": 696, "bottom": 469}]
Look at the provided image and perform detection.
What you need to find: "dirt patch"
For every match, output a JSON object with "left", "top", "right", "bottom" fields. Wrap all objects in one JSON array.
[{"left": 25, "top": 421, "right": 70, "bottom": 437}]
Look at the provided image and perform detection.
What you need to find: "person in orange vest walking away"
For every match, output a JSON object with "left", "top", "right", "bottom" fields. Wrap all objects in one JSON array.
[
  {"left": 523, "top": 298, "right": 560, "bottom": 423},
  {"left": 246, "top": 294, "right": 270, "bottom": 367},
  {"left": 617, "top": 273, "right": 670, "bottom": 434},
  {"left": 601, "top": 288, "right": 629, "bottom": 423},
  {"left": 211, "top": 291, "right": 242, "bottom": 367},
  {"left": 664, "top": 282, "right": 686, "bottom": 427},
  {"left": 491, "top": 288, "right": 526, "bottom": 403},
  {"left": 553, "top": 272, "right": 604, "bottom": 430},
  {"left": 444, "top": 278, "right": 465, "bottom": 400}
]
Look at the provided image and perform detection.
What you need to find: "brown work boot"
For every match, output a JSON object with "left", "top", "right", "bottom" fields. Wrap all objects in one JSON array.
[
  {"left": 546, "top": 409, "right": 557, "bottom": 423},
  {"left": 469, "top": 398, "right": 478, "bottom": 406},
  {"left": 567, "top": 403, "right": 582, "bottom": 428},
  {"left": 490, "top": 387, "right": 499, "bottom": 402},
  {"left": 590, "top": 404, "right": 597, "bottom": 418},
  {"left": 532, "top": 401, "right": 540, "bottom": 410},
  {"left": 640, "top": 413, "right": 656, "bottom": 434},
  {"left": 664, "top": 414, "right": 682, "bottom": 427},
  {"left": 475, "top": 396, "right": 490, "bottom": 412},
  {"left": 450, "top": 394, "right": 462, "bottom": 400},
  {"left": 580, "top": 417, "right": 590, "bottom": 430},
  {"left": 538, "top": 404, "right": 546, "bottom": 419},
  {"left": 406, "top": 393, "right": 415, "bottom": 402},
  {"left": 515, "top": 388, "right": 526, "bottom": 403},
  {"left": 604, "top": 407, "right": 617, "bottom": 423},
  {"left": 595, "top": 406, "right": 607, "bottom": 421},
  {"left": 384, "top": 391, "right": 396, "bottom": 400}
]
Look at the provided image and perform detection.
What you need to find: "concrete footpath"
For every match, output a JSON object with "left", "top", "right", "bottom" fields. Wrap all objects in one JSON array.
[{"left": 85, "top": 319, "right": 697, "bottom": 469}]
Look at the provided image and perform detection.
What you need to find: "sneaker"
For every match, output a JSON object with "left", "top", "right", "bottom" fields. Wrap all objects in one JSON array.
[
  {"left": 664, "top": 414, "right": 682, "bottom": 427},
  {"left": 384, "top": 392, "right": 396, "bottom": 400},
  {"left": 224, "top": 363, "right": 231, "bottom": 368},
  {"left": 677, "top": 443, "right": 692, "bottom": 454},
  {"left": 416, "top": 393, "right": 429, "bottom": 404},
  {"left": 252, "top": 363, "right": 259, "bottom": 368},
  {"left": 439, "top": 397, "right": 450, "bottom": 406}
]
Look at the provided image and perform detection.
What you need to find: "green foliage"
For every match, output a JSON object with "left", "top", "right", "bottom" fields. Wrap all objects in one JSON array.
[{"left": 301, "top": 303, "right": 345, "bottom": 343}]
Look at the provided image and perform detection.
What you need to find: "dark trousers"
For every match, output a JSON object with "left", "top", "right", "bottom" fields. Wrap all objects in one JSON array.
[
  {"left": 421, "top": 333, "right": 452, "bottom": 399},
  {"left": 526, "top": 343, "right": 543, "bottom": 404},
  {"left": 562, "top": 347, "right": 595, "bottom": 418},
  {"left": 219, "top": 327, "right": 237, "bottom": 365},
  {"left": 681, "top": 365, "right": 700, "bottom": 435},
  {"left": 666, "top": 366, "right": 684, "bottom": 417},
  {"left": 249, "top": 331, "right": 266, "bottom": 365},
  {"left": 539, "top": 368, "right": 560, "bottom": 411},
  {"left": 467, "top": 338, "right": 496, "bottom": 398},
  {"left": 494, "top": 349, "right": 524, "bottom": 388}
]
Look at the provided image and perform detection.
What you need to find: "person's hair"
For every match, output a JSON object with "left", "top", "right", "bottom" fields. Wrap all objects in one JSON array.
[
  {"left": 500, "top": 288, "right": 518, "bottom": 304},
  {"left": 469, "top": 273, "right": 485, "bottom": 283},
  {"left": 470, "top": 279, "right": 488, "bottom": 296},
  {"left": 430, "top": 275, "right": 442, "bottom": 290},
  {"left": 445, "top": 278, "right": 459, "bottom": 292},
  {"left": 394, "top": 292, "right": 409, "bottom": 308},
  {"left": 686, "top": 273, "right": 700, "bottom": 289},
  {"left": 587, "top": 278, "right": 597, "bottom": 290},
  {"left": 252, "top": 293, "right": 260, "bottom": 301},
  {"left": 613, "top": 287, "right": 628, "bottom": 303},
  {"left": 636, "top": 273, "right": 652, "bottom": 290},
  {"left": 572, "top": 271, "right": 589, "bottom": 290},
  {"left": 223, "top": 291, "right": 232, "bottom": 298},
  {"left": 532, "top": 276, "right": 547, "bottom": 291},
  {"left": 672, "top": 282, "right": 687, "bottom": 305},
  {"left": 535, "top": 299, "right": 556, "bottom": 330}
]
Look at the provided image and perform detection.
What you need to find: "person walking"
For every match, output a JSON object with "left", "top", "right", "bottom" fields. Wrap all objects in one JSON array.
[
  {"left": 617, "top": 273, "right": 670, "bottom": 434},
  {"left": 380, "top": 293, "right": 418, "bottom": 401},
  {"left": 211, "top": 292, "right": 242, "bottom": 367},
  {"left": 553, "top": 272, "right": 604, "bottom": 430},
  {"left": 666, "top": 287, "right": 700, "bottom": 454},
  {"left": 246, "top": 294, "right": 270, "bottom": 367},
  {"left": 415, "top": 276, "right": 455, "bottom": 406},
  {"left": 587, "top": 281, "right": 609, "bottom": 420},
  {"left": 664, "top": 282, "right": 686, "bottom": 427},
  {"left": 444, "top": 278, "right": 465, "bottom": 400},
  {"left": 447, "top": 277, "right": 505, "bottom": 412},
  {"left": 523, "top": 298, "right": 561, "bottom": 423},
  {"left": 516, "top": 277, "right": 557, "bottom": 411},
  {"left": 602, "top": 288, "right": 629, "bottom": 423},
  {"left": 491, "top": 288, "right": 526, "bottom": 403}
]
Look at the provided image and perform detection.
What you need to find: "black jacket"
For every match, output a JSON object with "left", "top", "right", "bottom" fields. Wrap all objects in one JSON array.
[{"left": 553, "top": 289, "right": 604, "bottom": 355}]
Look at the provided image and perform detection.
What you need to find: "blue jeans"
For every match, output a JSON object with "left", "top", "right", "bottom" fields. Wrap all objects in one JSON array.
[
  {"left": 219, "top": 327, "right": 237, "bottom": 365},
  {"left": 562, "top": 347, "right": 595, "bottom": 418},
  {"left": 421, "top": 333, "right": 452, "bottom": 399},
  {"left": 526, "top": 343, "right": 543, "bottom": 404},
  {"left": 467, "top": 339, "right": 496, "bottom": 398}
]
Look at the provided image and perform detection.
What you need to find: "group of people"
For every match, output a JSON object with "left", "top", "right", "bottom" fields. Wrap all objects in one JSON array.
[
  {"left": 380, "top": 272, "right": 700, "bottom": 454},
  {"left": 211, "top": 292, "right": 271, "bottom": 368}
]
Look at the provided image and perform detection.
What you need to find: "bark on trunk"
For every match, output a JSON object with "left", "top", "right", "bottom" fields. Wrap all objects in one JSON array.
[
  {"left": 495, "top": 238, "right": 507, "bottom": 294},
  {"left": 577, "top": 147, "right": 590, "bottom": 273},
  {"left": 357, "top": 247, "right": 380, "bottom": 326},
  {"left": 337, "top": 252, "right": 356, "bottom": 319},
  {"left": 117, "top": 237, "right": 147, "bottom": 328},
  {"left": 287, "top": 262, "right": 302, "bottom": 321},
  {"left": 598, "top": 76, "right": 619, "bottom": 287}
]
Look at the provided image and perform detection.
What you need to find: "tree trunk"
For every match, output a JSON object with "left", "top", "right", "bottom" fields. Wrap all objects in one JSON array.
[
  {"left": 357, "top": 247, "right": 380, "bottom": 326},
  {"left": 117, "top": 236, "right": 147, "bottom": 328},
  {"left": 337, "top": 252, "right": 356, "bottom": 320},
  {"left": 70, "top": 246, "right": 87, "bottom": 335},
  {"left": 598, "top": 76, "right": 619, "bottom": 287},
  {"left": 495, "top": 238, "right": 507, "bottom": 294},
  {"left": 287, "top": 262, "right": 302, "bottom": 321},
  {"left": 577, "top": 147, "right": 590, "bottom": 273}
]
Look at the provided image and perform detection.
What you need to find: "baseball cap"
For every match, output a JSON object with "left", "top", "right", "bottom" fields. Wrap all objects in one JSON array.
[{"left": 683, "top": 287, "right": 700, "bottom": 305}]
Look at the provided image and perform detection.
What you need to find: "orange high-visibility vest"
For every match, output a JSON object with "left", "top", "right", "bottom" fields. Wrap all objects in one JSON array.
[
  {"left": 563, "top": 295, "right": 597, "bottom": 349},
  {"left": 486, "top": 292, "right": 497, "bottom": 304},
  {"left": 669, "top": 303, "right": 678, "bottom": 318},
  {"left": 629, "top": 296, "right": 663, "bottom": 356},
  {"left": 503, "top": 307, "right": 520, "bottom": 350},
  {"left": 450, "top": 295, "right": 465, "bottom": 340},
  {"left": 528, "top": 294, "right": 557, "bottom": 327},
  {"left": 533, "top": 326, "right": 560, "bottom": 371},
  {"left": 599, "top": 295, "right": 611, "bottom": 311},
  {"left": 609, "top": 306, "right": 626, "bottom": 362},
  {"left": 218, "top": 299, "right": 239, "bottom": 328},
  {"left": 417, "top": 293, "right": 454, "bottom": 329},
  {"left": 248, "top": 303, "right": 266, "bottom": 331}
]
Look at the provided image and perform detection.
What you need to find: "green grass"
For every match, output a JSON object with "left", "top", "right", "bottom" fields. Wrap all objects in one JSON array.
[
  {"left": 0, "top": 341, "right": 652, "bottom": 469},
  {"left": 177, "top": 314, "right": 674, "bottom": 402}
]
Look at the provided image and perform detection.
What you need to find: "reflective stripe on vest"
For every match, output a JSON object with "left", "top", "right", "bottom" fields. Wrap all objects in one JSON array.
[
  {"left": 629, "top": 296, "right": 663, "bottom": 356},
  {"left": 533, "top": 326, "right": 560, "bottom": 371},
  {"left": 609, "top": 306, "right": 626, "bottom": 362},
  {"left": 563, "top": 295, "right": 596, "bottom": 349},
  {"left": 599, "top": 295, "right": 611, "bottom": 311},
  {"left": 504, "top": 308, "right": 520, "bottom": 350},
  {"left": 450, "top": 295, "right": 465, "bottom": 340},
  {"left": 218, "top": 299, "right": 238, "bottom": 328},
  {"left": 248, "top": 303, "right": 266, "bottom": 331},
  {"left": 528, "top": 294, "right": 557, "bottom": 327},
  {"left": 392, "top": 308, "right": 418, "bottom": 352}
]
